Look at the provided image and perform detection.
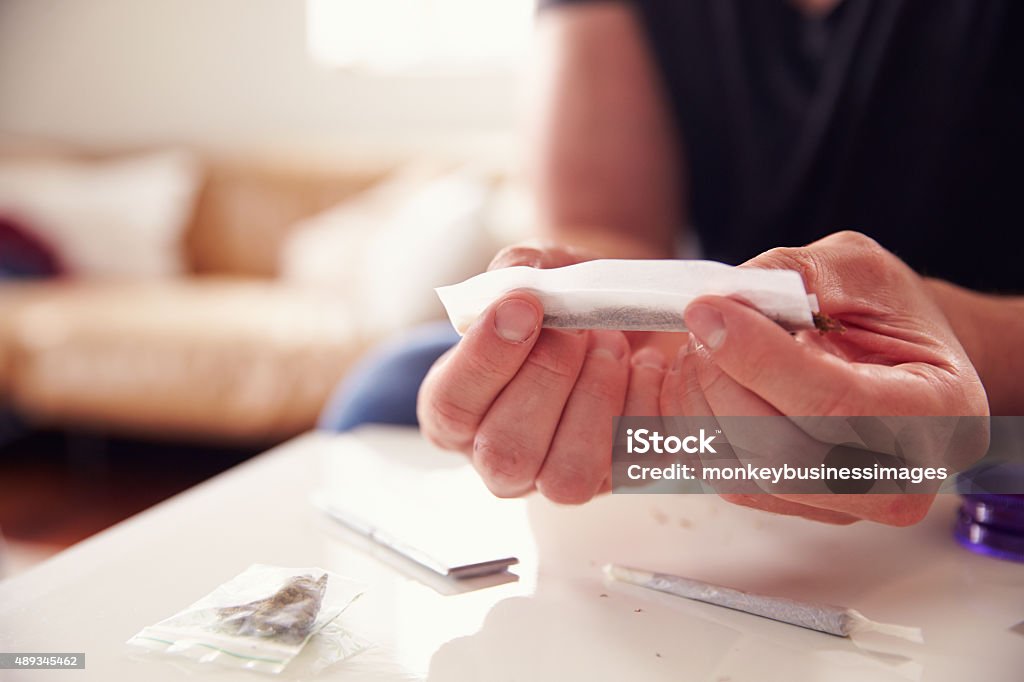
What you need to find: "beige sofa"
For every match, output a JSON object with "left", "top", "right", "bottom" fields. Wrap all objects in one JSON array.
[{"left": 0, "top": 154, "right": 392, "bottom": 444}]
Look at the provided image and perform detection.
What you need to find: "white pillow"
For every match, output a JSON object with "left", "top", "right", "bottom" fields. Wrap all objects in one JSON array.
[
  {"left": 0, "top": 150, "right": 201, "bottom": 278},
  {"left": 359, "top": 171, "right": 497, "bottom": 331},
  {"left": 279, "top": 163, "right": 444, "bottom": 293},
  {"left": 281, "top": 167, "right": 530, "bottom": 333}
]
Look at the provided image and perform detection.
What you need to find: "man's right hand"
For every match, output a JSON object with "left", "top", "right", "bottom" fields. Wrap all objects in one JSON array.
[{"left": 417, "top": 243, "right": 668, "bottom": 504}]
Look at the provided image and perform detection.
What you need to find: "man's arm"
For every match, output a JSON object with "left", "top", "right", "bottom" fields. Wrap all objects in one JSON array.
[
  {"left": 926, "top": 280, "right": 1024, "bottom": 415},
  {"left": 528, "top": 2, "right": 684, "bottom": 260}
]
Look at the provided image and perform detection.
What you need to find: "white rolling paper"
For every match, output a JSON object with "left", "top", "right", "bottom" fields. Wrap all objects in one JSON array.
[{"left": 436, "top": 259, "right": 820, "bottom": 334}]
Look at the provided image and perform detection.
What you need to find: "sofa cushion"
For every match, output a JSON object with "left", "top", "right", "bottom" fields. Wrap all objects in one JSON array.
[
  {"left": 184, "top": 159, "right": 390, "bottom": 277},
  {"left": 0, "top": 282, "right": 55, "bottom": 401},
  {"left": 0, "top": 151, "right": 201, "bottom": 278},
  {"left": 6, "top": 279, "right": 373, "bottom": 442}
]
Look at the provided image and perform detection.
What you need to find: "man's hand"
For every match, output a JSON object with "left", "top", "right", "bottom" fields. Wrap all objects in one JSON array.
[
  {"left": 661, "top": 231, "right": 990, "bottom": 525},
  {"left": 418, "top": 243, "right": 668, "bottom": 504}
]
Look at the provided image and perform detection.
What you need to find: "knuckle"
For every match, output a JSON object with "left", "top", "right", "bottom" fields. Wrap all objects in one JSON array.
[
  {"left": 522, "top": 340, "right": 583, "bottom": 390},
  {"left": 473, "top": 431, "right": 539, "bottom": 490},
  {"left": 757, "top": 246, "right": 820, "bottom": 287},
  {"left": 853, "top": 243, "right": 893, "bottom": 277},
  {"left": 826, "top": 231, "right": 898, "bottom": 280},
  {"left": 574, "top": 371, "right": 624, "bottom": 404},
  {"left": 829, "top": 229, "right": 881, "bottom": 251},
  {"left": 419, "top": 420, "right": 464, "bottom": 454},
  {"left": 461, "top": 345, "right": 510, "bottom": 381},
  {"left": 423, "top": 395, "right": 478, "bottom": 449},
  {"left": 419, "top": 419, "right": 465, "bottom": 453}
]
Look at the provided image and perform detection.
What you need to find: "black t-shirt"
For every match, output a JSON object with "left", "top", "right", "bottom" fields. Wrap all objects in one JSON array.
[{"left": 538, "top": 0, "right": 1023, "bottom": 293}]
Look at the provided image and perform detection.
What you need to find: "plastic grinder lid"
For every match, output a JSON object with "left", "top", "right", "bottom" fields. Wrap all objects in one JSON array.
[{"left": 955, "top": 462, "right": 1024, "bottom": 563}]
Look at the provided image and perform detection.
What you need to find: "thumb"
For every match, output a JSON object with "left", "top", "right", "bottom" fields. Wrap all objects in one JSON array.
[
  {"left": 683, "top": 295, "right": 862, "bottom": 416},
  {"left": 738, "top": 231, "right": 915, "bottom": 319}
]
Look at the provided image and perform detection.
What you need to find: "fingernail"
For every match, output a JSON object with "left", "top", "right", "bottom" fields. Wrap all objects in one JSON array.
[
  {"left": 631, "top": 346, "right": 666, "bottom": 370},
  {"left": 684, "top": 304, "right": 726, "bottom": 350},
  {"left": 588, "top": 330, "right": 626, "bottom": 360},
  {"left": 495, "top": 299, "right": 539, "bottom": 343}
]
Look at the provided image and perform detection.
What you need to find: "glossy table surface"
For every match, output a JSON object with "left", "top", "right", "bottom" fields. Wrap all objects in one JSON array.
[{"left": 1, "top": 427, "right": 1022, "bottom": 681}]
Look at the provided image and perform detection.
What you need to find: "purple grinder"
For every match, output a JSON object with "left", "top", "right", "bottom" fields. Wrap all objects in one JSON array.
[{"left": 955, "top": 462, "right": 1024, "bottom": 563}]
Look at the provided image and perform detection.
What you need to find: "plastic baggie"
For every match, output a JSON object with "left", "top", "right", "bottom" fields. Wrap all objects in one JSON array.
[{"left": 128, "top": 564, "right": 367, "bottom": 674}]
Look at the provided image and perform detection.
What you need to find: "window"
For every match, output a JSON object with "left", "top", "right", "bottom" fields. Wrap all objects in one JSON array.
[{"left": 306, "top": 0, "right": 535, "bottom": 72}]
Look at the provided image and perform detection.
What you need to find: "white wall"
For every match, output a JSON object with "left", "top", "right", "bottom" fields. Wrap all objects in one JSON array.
[{"left": 0, "top": 0, "right": 525, "bottom": 160}]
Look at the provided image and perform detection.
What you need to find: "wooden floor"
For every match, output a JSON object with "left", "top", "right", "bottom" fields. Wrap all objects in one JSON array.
[{"left": 0, "top": 428, "right": 266, "bottom": 575}]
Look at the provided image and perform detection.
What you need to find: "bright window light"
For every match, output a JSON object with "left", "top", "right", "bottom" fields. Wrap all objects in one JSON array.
[{"left": 306, "top": 0, "right": 535, "bottom": 72}]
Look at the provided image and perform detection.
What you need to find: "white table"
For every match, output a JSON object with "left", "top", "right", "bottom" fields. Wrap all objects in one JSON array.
[{"left": 1, "top": 427, "right": 1022, "bottom": 681}]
